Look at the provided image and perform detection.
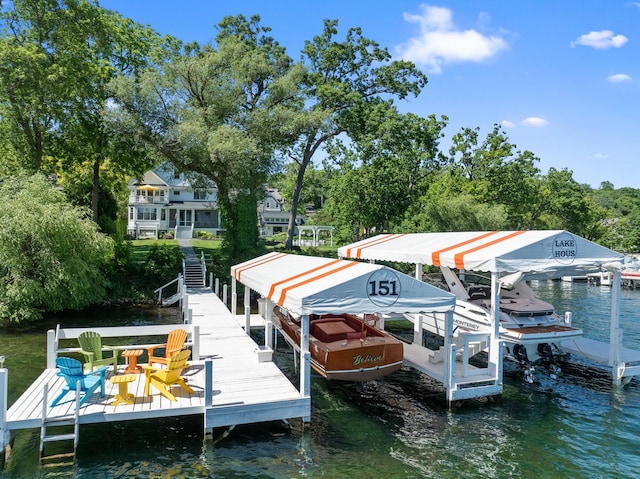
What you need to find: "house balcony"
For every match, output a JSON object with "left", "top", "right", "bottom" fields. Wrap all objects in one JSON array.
[{"left": 129, "top": 195, "right": 169, "bottom": 205}]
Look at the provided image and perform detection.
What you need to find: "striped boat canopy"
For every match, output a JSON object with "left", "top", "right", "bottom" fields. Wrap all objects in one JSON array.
[
  {"left": 231, "top": 252, "right": 455, "bottom": 316},
  {"left": 338, "top": 230, "right": 624, "bottom": 277}
]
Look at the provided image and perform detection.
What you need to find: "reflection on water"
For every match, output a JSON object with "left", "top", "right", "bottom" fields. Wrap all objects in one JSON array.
[{"left": 1, "top": 282, "right": 640, "bottom": 478}]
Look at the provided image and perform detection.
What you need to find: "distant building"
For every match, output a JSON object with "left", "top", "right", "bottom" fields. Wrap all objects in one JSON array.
[{"left": 258, "top": 186, "right": 305, "bottom": 238}]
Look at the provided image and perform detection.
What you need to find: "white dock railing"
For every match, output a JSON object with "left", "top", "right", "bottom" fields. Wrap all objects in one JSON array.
[{"left": 46, "top": 324, "right": 200, "bottom": 369}]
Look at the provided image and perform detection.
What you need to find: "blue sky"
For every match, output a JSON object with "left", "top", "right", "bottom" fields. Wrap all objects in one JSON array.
[{"left": 97, "top": 1, "right": 640, "bottom": 189}]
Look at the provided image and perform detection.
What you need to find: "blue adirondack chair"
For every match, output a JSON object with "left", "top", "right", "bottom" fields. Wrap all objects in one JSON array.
[{"left": 50, "top": 357, "right": 108, "bottom": 408}]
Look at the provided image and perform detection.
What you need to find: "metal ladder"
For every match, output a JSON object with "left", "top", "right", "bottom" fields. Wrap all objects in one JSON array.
[{"left": 40, "top": 383, "right": 79, "bottom": 464}]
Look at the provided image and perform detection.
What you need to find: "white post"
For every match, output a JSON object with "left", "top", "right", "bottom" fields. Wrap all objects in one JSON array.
[
  {"left": 244, "top": 287, "right": 251, "bottom": 334},
  {"left": 300, "top": 314, "right": 311, "bottom": 405},
  {"left": 0, "top": 368, "right": 8, "bottom": 458},
  {"left": 443, "top": 310, "right": 455, "bottom": 398},
  {"left": 205, "top": 359, "right": 213, "bottom": 406},
  {"left": 489, "top": 273, "right": 501, "bottom": 376},
  {"left": 223, "top": 284, "right": 228, "bottom": 308},
  {"left": 609, "top": 271, "right": 623, "bottom": 384},
  {"left": 47, "top": 329, "right": 57, "bottom": 369},
  {"left": 265, "top": 299, "right": 274, "bottom": 349},
  {"left": 413, "top": 314, "right": 423, "bottom": 344},
  {"left": 231, "top": 278, "right": 237, "bottom": 315},
  {"left": 214, "top": 277, "right": 219, "bottom": 297},
  {"left": 192, "top": 325, "right": 200, "bottom": 361}
]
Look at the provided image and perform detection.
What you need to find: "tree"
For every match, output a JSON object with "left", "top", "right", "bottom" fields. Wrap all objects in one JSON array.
[
  {"left": 0, "top": 0, "right": 173, "bottom": 222},
  {"left": 110, "top": 15, "right": 306, "bottom": 259},
  {"left": 322, "top": 110, "right": 447, "bottom": 240},
  {"left": 0, "top": 173, "right": 114, "bottom": 324},
  {"left": 282, "top": 19, "right": 428, "bottom": 249}
]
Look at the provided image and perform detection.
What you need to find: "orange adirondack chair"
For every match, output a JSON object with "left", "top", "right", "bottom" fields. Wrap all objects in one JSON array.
[
  {"left": 143, "top": 349, "right": 194, "bottom": 402},
  {"left": 146, "top": 329, "right": 188, "bottom": 366}
]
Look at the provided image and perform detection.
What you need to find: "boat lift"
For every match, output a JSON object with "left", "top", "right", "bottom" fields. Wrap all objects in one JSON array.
[{"left": 339, "top": 230, "right": 640, "bottom": 389}]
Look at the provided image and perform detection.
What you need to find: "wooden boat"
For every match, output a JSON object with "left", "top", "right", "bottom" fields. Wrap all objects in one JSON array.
[{"left": 272, "top": 307, "right": 404, "bottom": 382}]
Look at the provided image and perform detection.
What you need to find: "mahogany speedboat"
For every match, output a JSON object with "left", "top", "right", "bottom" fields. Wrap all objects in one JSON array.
[{"left": 272, "top": 307, "right": 404, "bottom": 382}]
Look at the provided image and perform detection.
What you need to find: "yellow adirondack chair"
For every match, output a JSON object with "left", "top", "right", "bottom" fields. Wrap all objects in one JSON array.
[
  {"left": 77, "top": 331, "right": 119, "bottom": 374},
  {"left": 146, "top": 329, "right": 188, "bottom": 366},
  {"left": 143, "top": 349, "right": 194, "bottom": 402}
]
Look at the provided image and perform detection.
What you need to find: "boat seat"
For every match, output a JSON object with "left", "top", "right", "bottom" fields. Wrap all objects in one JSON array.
[
  {"left": 468, "top": 286, "right": 491, "bottom": 300},
  {"left": 311, "top": 321, "right": 356, "bottom": 343}
]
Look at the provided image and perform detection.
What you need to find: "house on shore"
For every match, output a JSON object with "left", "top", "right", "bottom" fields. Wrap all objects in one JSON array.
[
  {"left": 127, "top": 165, "right": 305, "bottom": 240},
  {"left": 127, "top": 165, "right": 222, "bottom": 240}
]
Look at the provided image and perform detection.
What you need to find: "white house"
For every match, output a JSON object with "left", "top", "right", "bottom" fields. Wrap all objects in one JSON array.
[
  {"left": 128, "top": 167, "right": 305, "bottom": 240},
  {"left": 258, "top": 187, "right": 305, "bottom": 238},
  {"left": 127, "top": 164, "right": 222, "bottom": 240}
]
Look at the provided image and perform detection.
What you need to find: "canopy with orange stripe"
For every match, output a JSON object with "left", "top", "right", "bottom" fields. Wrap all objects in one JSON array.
[
  {"left": 338, "top": 230, "right": 623, "bottom": 277},
  {"left": 230, "top": 252, "right": 455, "bottom": 316}
]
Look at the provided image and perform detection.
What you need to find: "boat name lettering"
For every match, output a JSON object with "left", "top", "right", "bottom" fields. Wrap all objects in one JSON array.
[
  {"left": 353, "top": 354, "right": 384, "bottom": 365},
  {"left": 454, "top": 319, "right": 480, "bottom": 331}
]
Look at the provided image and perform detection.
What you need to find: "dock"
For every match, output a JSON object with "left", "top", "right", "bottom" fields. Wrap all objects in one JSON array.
[{"left": 0, "top": 286, "right": 310, "bottom": 460}]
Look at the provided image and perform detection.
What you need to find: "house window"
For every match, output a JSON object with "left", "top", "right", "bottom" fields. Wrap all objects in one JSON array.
[
  {"left": 137, "top": 207, "right": 157, "bottom": 221},
  {"left": 161, "top": 209, "right": 166, "bottom": 221},
  {"left": 194, "top": 189, "right": 206, "bottom": 200},
  {"left": 129, "top": 208, "right": 134, "bottom": 220},
  {"left": 174, "top": 190, "right": 180, "bottom": 196}
]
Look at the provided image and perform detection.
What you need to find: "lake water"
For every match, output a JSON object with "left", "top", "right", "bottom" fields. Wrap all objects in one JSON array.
[{"left": 1, "top": 281, "right": 640, "bottom": 478}]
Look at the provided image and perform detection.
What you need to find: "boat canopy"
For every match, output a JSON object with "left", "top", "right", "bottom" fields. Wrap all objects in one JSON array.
[
  {"left": 231, "top": 252, "right": 455, "bottom": 316},
  {"left": 337, "top": 230, "right": 625, "bottom": 278}
]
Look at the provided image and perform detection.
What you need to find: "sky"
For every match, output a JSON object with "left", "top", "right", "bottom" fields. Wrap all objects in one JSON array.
[{"left": 93, "top": 1, "right": 640, "bottom": 189}]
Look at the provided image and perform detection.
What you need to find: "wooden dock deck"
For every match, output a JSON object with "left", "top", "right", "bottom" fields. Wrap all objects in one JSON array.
[{"left": 2, "top": 287, "right": 310, "bottom": 447}]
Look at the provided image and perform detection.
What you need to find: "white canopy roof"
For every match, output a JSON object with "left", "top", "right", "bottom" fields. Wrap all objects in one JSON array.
[
  {"left": 231, "top": 252, "right": 455, "bottom": 316},
  {"left": 338, "top": 230, "right": 624, "bottom": 277}
]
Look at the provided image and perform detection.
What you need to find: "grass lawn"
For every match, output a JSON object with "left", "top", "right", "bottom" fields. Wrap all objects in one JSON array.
[{"left": 129, "top": 239, "right": 179, "bottom": 261}]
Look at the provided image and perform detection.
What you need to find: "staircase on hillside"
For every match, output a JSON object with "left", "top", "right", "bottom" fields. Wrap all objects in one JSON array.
[{"left": 183, "top": 258, "right": 205, "bottom": 290}]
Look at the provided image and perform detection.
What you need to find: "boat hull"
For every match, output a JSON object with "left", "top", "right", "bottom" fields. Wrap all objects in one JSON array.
[{"left": 272, "top": 309, "right": 404, "bottom": 382}]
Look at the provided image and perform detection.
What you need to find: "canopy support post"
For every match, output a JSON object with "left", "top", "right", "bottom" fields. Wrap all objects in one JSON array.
[{"left": 609, "top": 271, "right": 624, "bottom": 385}]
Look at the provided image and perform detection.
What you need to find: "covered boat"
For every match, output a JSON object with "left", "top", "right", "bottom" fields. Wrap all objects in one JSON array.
[
  {"left": 272, "top": 308, "right": 404, "bottom": 381},
  {"left": 231, "top": 252, "right": 456, "bottom": 383},
  {"left": 338, "top": 231, "right": 624, "bottom": 380}
]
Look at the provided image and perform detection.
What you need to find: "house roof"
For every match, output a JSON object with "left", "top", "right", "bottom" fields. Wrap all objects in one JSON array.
[
  {"left": 231, "top": 252, "right": 455, "bottom": 316},
  {"left": 338, "top": 230, "right": 624, "bottom": 278}
]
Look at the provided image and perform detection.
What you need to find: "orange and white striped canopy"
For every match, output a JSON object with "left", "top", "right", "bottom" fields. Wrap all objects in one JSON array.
[
  {"left": 338, "top": 230, "right": 623, "bottom": 275},
  {"left": 231, "top": 252, "right": 455, "bottom": 316}
]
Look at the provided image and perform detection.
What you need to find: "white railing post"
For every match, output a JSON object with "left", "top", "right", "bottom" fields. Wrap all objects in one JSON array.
[
  {"left": 223, "top": 284, "right": 228, "bottom": 308},
  {"left": 0, "top": 368, "right": 8, "bottom": 460},
  {"left": 214, "top": 277, "right": 219, "bottom": 297},
  {"left": 244, "top": 287, "right": 251, "bottom": 335},
  {"left": 205, "top": 359, "right": 213, "bottom": 407},
  {"left": 192, "top": 325, "right": 200, "bottom": 361},
  {"left": 47, "top": 329, "right": 56, "bottom": 369},
  {"left": 265, "top": 300, "right": 273, "bottom": 349}
]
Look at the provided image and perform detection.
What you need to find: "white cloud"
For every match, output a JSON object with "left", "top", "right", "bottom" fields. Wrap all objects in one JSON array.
[
  {"left": 592, "top": 153, "right": 607, "bottom": 160},
  {"left": 607, "top": 73, "right": 632, "bottom": 83},
  {"left": 570, "top": 30, "right": 628, "bottom": 49},
  {"left": 501, "top": 120, "right": 515, "bottom": 129},
  {"left": 395, "top": 5, "right": 509, "bottom": 73},
  {"left": 522, "top": 117, "right": 549, "bottom": 127}
]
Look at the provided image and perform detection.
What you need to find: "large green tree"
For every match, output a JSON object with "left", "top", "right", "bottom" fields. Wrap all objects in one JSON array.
[
  {"left": 0, "top": 173, "right": 114, "bottom": 324},
  {"left": 282, "top": 19, "right": 428, "bottom": 249},
  {"left": 0, "top": 0, "right": 173, "bottom": 222},
  {"left": 111, "top": 15, "right": 305, "bottom": 259}
]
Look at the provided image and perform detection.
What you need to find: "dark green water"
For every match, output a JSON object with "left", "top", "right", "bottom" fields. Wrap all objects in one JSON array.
[{"left": 1, "top": 282, "right": 640, "bottom": 478}]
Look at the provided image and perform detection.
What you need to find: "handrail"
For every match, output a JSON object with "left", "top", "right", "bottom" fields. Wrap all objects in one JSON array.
[
  {"left": 154, "top": 273, "right": 183, "bottom": 304},
  {"left": 200, "top": 251, "right": 207, "bottom": 287}
]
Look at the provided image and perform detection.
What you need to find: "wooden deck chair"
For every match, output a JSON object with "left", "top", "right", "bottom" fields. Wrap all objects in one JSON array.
[
  {"left": 146, "top": 328, "right": 188, "bottom": 366},
  {"left": 50, "top": 357, "right": 107, "bottom": 408},
  {"left": 77, "top": 331, "right": 119, "bottom": 374},
  {"left": 143, "top": 349, "right": 194, "bottom": 402}
]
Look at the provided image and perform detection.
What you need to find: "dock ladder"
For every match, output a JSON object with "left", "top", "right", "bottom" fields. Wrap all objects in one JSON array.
[{"left": 40, "top": 383, "right": 79, "bottom": 465}]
